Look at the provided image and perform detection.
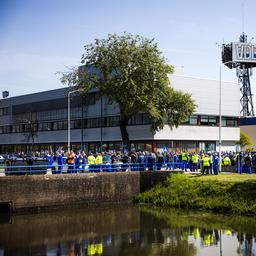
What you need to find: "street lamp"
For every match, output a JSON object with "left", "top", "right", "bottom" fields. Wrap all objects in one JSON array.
[
  {"left": 219, "top": 64, "right": 222, "bottom": 172},
  {"left": 68, "top": 88, "right": 83, "bottom": 152},
  {"left": 219, "top": 61, "right": 232, "bottom": 172}
]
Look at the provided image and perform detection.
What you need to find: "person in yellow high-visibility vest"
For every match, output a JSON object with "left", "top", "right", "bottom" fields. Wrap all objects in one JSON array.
[
  {"left": 191, "top": 153, "right": 199, "bottom": 172},
  {"left": 202, "top": 154, "right": 210, "bottom": 175},
  {"left": 181, "top": 151, "right": 188, "bottom": 172},
  {"left": 95, "top": 152, "right": 103, "bottom": 164},
  {"left": 95, "top": 152, "right": 103, "bottom": 172},
  {"left": 87, "top": 153, "right": 96, "bottom": 172},
  {"left": 223, "top": 155, "right": 231, "bottom": 166},
  {"left": 87, "top": 243, "right": 103, "bottom": 255}
]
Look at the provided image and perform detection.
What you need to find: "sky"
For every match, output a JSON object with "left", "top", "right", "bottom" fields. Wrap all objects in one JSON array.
[{"left": 1, "top": 0, "right": 256, "bottom": 105}]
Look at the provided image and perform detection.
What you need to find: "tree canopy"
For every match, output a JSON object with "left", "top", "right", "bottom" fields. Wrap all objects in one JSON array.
[
  {"left": 239, "top": 131, "right": 253, "bottom": 149},
  {"left": 60, "top": 33, "right": 196, "bottom": 149}
]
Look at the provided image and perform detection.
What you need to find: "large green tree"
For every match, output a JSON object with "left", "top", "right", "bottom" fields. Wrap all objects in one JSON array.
[
  {"left": 239, "top": 131, "right": 253, "bottom": 149},
  {"left": 60, "top": 33, "right": 196, "bottom": 149}
]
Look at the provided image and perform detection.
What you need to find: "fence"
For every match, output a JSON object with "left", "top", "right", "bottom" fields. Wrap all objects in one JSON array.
[{"left": 2, "top": 161, "right": 188, "bottom": 175}]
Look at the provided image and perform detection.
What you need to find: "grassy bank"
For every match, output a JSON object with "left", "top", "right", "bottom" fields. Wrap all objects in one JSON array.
[{"left": 137, "top": 173, "right": 256, "bottom": 215}]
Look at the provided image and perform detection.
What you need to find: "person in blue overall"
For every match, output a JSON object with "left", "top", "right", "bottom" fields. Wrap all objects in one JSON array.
[
  {"left": 147, "top": 152, "right": 155, "bottom": 171},
  {"left": 236, "top": 153, "right": 243, "bottom": 174},
  {"left": 46, "top": 152, "right": 53, "bottom": 170},
  {"left": 156, "top": 152, "right": 164, "bottom": 171},
  {"left": 56, "top": 152, "right": 64, "bottom": 174},
  {"left": 75, "top": 153, "right": 84, "bottom": 173},
  {"left": 213, "top": 154, "right": 219, "bottom": 175},
  {"left": 244, "top": 153, "right": 252, "bottom": 174},
  {"left": 173, "top": 153, "right": 178, "bottom": 170}
]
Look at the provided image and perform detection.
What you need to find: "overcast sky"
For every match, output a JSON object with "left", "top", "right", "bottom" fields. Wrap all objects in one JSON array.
[{"left": 1, "top": 0, "right": 256, "bottom": 105}]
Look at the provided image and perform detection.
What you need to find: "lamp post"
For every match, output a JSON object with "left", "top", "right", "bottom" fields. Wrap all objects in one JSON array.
[
  {"left": 219, "top": 64, "right": 222, "bottom": 172},
  {"left": 219, "top": 61, "right": 232, "bottom": 172},
  {"left": 68, "top": 88, "right": 83, "bottom": 152}
]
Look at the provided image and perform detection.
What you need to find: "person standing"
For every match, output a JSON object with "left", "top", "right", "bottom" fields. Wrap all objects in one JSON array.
[
  {"left": 223, "top": 155, "right": 231, "bottom": 166},
  {"left": 244, "top": 153, "right": 252, "bottom": 174},
  {"left": 181, "top": 151, "right": 188, "bottom": 172},
  {"left": 95, "top": 152, "right": 103, "bottom": 172},
  {"left": 57, "top": 152, "right": 64, "bottom": 174},
  {"left": 67, "top": 150, "right": 75, "bottom": 174},
  {"left": 87, "top": 153, "right": 96, "bottom": 172},
  {"left": 156, "top": 152, "right": 164, "bottom": 171},
  {"left": 213, "top": 154, "right": 219, "bottom": 175},
  {"left": 191, "top": 152, "right": 199, "bottom": 172},
  {"left": 202, "top": 154, "right": 210, "bottom": 175},
  {"left": 75, "top": 152, "right": 84, "bottom": 173}
]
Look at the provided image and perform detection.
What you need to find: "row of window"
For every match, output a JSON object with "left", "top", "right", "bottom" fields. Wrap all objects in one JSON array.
[
  {"left": 183, "top": 115, "right": 238, "bottom": 127},
  {"left": 0, "top": 141, "right": 216, "bottom": 154},
  {"left": 14, "top": 107, "right": 81, "bottom": 122},
  {"left": 0, "top": 107, "right": 8, "bottom": 116},
  {"left": 0, "top": 115, "right": 238, "bottom": 134}
]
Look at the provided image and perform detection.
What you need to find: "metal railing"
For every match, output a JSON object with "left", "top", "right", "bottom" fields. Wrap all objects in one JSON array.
[{"left": 0, "top": 162, "right": 190, "bottom": 175}]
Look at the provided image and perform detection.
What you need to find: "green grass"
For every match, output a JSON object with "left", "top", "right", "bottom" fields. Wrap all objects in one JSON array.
[{"left": 137, "top": 173, "right": 256, "bottom": 215}]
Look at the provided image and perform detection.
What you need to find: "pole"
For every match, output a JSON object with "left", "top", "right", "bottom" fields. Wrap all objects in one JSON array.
[
  {"left": 219, "top": 230, "right": 222, "bottom": 256},
  {"left": 81, "top": 95, "right": 84, "bottom": 151},
  {"left": 100, "top": 96, "right": 103, "bottom": 152},
  {"left": 68, "top": 91, "right": 71, "bottom": 152},
  {"left": 219, "top": 64, "right": 222, "bottom": 172},
  {"left": 68, "top": 89, "right": 83, "bottom": 153},
  {"left": 218, "top": 60, "right": 232, "bottom": 171}
]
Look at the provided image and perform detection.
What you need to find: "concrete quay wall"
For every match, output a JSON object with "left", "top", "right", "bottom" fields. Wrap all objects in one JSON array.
[{"left": 0, "top": 171, "right": 170, "bottom": 212}]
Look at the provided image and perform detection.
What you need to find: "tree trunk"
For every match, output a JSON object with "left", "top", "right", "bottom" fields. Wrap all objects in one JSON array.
[{"left": 119, "top": 117, "right": 130, "bottom": 152}]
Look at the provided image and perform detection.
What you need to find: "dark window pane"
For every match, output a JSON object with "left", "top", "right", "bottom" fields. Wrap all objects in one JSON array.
[{"left": 200, "top": 116, "right": 209, "bottom": 125}]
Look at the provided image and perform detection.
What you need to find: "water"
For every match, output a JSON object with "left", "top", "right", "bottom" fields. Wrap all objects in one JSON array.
[{"left": 0, "top": 205, "right": 256, "bottom": 256}]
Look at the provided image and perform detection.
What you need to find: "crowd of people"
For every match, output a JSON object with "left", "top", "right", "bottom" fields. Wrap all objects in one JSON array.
[{"left": 3, "top": 150, "right": 256, "bottom": 175}]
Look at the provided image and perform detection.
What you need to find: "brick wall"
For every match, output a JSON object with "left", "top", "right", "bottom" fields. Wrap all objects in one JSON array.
[{"left": 0, "top": 171, "right": 170, "bottom": 212}]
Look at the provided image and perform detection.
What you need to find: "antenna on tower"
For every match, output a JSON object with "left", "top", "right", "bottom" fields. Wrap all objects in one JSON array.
[{"left": 242, "top": 2, "right": 245, "bottom": 33}]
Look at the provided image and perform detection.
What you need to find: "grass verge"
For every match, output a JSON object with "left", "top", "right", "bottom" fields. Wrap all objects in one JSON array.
[{"left": 137, "top": 173, "right": 256, "bottom": 215}]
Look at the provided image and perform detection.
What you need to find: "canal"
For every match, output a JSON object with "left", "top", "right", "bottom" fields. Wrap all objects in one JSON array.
[{"left": 0, "top": 205, "right": 255, "bottom": 255}]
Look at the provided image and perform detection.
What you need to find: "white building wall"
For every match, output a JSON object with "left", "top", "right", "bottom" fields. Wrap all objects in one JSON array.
[
  {"left": 154, "top": 125, "right": 240, "bottom": 141},
  {"left": 169, "top": 75, "right": 240, "bottom": 117}
]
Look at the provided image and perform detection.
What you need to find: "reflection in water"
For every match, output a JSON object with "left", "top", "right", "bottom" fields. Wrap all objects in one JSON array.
[{"left": 0, "top": 205, "right": 256, "bottom": 255}]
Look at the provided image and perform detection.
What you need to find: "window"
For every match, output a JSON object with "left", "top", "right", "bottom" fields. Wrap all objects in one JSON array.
[
  {"left": 209, "top": 116, "right": 217, "bottom": 126},
  {"left": 12, "top": 125, "right": 20, "bottom": 133},
  {"left": 87, "top": 118, "right": 100, "bottom": 128},
  {"left": 105, "top": 116, "right": 120, "bottom": 127},
  {"left": 221, "top": 119, "right": 227, "bottom": 127},
  {"left": 71, "top": 107, "right": 82, "bottom": 118},
  {"left": 189, "top": 116, "right": 198, "bottom": 125},
  {"left": 200, "top": 116, "right": 209, "bottom": 125},
  {"left": 129, "top": 113, "right": 150, "bottom": 125},
  {"left": 142, "top": 113, "right": 150, "bottom": 124},
  {"left": 0, "top": 107, "right": 9, "bottom": 116},
  {"left": 38, "top": 122, "right": 52, "bottom": 131},
  {"left": 226, "top": 118, "right": 237, "bottom": 127},
  {"left": 0, "top": 126, "right": 11, "bottom": 134},
  {"left": 74, "top": 120, "right": 82, "bottom": 129},
  {"left": 57, "top": 121, "right": 67, "bottom": 130},
  {"left": 52, "top": 122, "right": 58, "bottom": 130}
]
